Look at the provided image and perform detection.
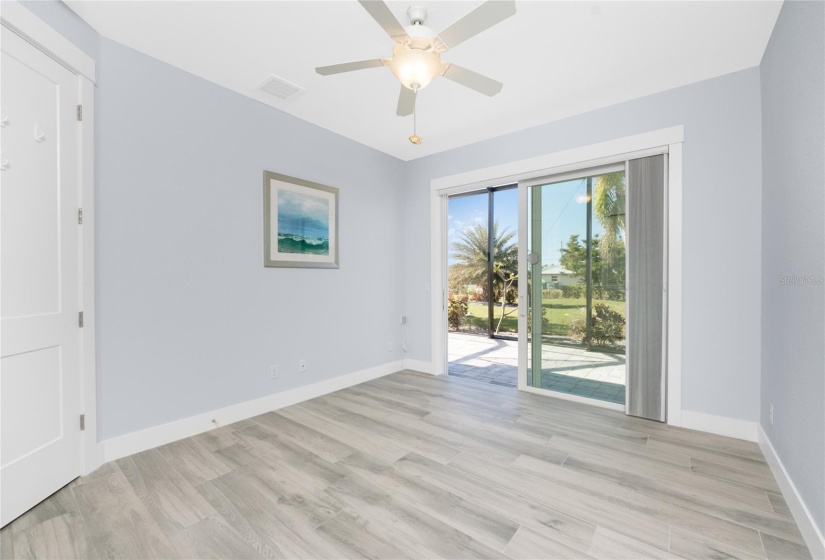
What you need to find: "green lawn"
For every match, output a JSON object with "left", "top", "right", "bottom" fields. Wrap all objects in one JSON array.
[{"left": 460, "top": 297, "right": 626, "bottom": 337}]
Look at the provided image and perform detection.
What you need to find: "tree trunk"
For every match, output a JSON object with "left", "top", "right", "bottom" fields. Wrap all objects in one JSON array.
[{"left": 495, "top": 276, "right": 516, "bottom": 335}]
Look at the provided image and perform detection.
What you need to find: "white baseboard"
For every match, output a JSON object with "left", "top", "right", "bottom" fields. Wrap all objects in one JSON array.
[
  {"left": 680, "top": 410, "right": 758, "bottom": 442},
  {"left": 758, "top": 425, "right": 825, "bottom": 559},
  {"left": 98, "top": 360, "right": 404, "bottom": 464},
  {"left": 403, "top": 359, "right": 433, "bottom": 374}
]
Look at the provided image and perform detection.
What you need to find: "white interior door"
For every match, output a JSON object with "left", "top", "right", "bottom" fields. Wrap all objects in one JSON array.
[{"left": 1, "top": 28, "right": 82, "bottom": 527}]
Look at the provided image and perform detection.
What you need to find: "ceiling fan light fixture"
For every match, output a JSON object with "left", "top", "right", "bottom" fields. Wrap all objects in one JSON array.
[
  {"left": 315, "top": 0, "right": 515, "bottom": 128},
  {"left": 389, "top": 48, "right": 441, "bottom": 91}
]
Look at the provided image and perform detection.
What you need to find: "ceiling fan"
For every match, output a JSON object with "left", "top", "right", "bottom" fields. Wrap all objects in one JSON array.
[{"left": 315, "top": 0, "right": 516, "bottom": 119}]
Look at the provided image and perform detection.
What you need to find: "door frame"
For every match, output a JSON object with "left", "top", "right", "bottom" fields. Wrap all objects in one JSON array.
[
  {"left": 430, "top": 126, "right": 684, "bottom": 426},
  {"left": 2, "top": 2, "right": 99, "bottom": 473}
]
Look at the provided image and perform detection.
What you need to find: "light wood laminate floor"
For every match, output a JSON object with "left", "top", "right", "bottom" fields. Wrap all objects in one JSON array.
[{"left": 0, "top": 370, "right": 812, "bottom": 559}]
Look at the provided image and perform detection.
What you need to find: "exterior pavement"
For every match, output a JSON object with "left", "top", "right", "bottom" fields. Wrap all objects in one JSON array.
[{"left": 447, "top": 332, "right": 626, "bottom": 404}]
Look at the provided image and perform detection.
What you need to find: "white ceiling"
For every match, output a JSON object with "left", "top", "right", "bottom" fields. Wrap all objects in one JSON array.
[{"left": 65, "top": 1, "right": 782, "bottom": 161}]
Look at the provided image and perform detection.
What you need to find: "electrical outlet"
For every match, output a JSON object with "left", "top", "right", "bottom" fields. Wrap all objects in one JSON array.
[
  {"left": 299, "top": 359, "right": 307, "bottom": 373},
  {"left": 400, "top": 315, "right": 407, "bottom": 325},
  {"left": 270, "top": 365, "right": 279, "bottom": 380},
  {"left": 769, "top": 404, "right": 774, "bottom": 425},
  {"left": 387, "top": 341, "right": 393, "bottom": 352}
]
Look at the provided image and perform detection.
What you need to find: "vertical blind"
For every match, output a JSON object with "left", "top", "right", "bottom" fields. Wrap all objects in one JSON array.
[{"left": 626, "top": 154, "right": 667, "bottom": 421}]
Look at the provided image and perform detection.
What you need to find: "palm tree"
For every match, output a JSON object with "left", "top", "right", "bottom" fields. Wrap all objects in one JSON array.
[
  {"left": 450, "top": 222, "right": 517, "bottom": 334},
  {"left": 594, "top": 172, "right": 626, "bottom": 269}
]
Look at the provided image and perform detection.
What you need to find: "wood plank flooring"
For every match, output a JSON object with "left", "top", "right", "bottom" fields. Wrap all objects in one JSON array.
[{"left": 0, "top": 370, "right": 812, "bottom": 559}]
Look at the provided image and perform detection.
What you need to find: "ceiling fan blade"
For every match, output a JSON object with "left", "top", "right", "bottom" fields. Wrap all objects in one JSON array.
[
  {"left": 442, "top": 64, "right": 503, "bottom": 97},
  {"left": 437, "top": 0, "right": 516, "bottom": 50},
  {"left": 358, "top": 0, "right": 409, "bottom": 40},
  {"left": 397, "top": 86, "right": 415, "bottom": 116},
  {"left": 316, "top": 59, "right": 386, "bottom": 76}
]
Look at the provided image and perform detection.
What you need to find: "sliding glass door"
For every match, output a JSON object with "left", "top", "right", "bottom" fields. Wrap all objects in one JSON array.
[
  {"left": 436, "top": 144, "right": 670, "bottom": 417},
  {"left": 526, "top": 167, "right": 627, "bottom": 405}
]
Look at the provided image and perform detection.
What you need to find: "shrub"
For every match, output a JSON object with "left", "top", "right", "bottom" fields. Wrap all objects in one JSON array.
[
  {"left": 505, "top": 285, "right": 518, "bottom": 305},
  {"left": 569, "top": 302, "right": 625, "bottom": 347},
  {"left": 527, "top": 305, "right": 550, "bottom": 336},
  {"left": 605, "top": 287, "right": 626, "bottom": 302},
  {"left": 447, "top": 298, "right": 468, "bottom": 331},
  {"left": 469, "top": 290, "right": 485, "bottom": 302},
  {"left": 449, "top": 292, "right": 469, "bottom": 303},
  {"left": 542, "top": 289, "right": 563, "bottom": 299},
  {"left": 561, "top": 285, "right": 584, "bottom": 299}
]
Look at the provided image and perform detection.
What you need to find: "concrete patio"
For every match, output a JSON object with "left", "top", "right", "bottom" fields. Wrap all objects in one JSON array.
[{"left": 447, "top": 332, "right": 626, "bottom": 404}]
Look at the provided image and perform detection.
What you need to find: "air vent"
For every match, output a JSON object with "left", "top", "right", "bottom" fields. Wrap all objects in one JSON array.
[{"left": 258, "top": 75, "right": 304, "bottom": 100}]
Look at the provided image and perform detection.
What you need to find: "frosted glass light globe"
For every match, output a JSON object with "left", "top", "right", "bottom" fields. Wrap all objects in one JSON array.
[{"left": 390, "top": 48, "right": 441, "bottom": 91}]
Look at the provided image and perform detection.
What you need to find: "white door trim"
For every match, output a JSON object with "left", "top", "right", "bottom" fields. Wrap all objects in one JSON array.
[
  {"left": 429, "top": 192, "right": 448, "bottom": 376},
  {"left": 430, "top": 126, "right": 684, "bottom": 426},
  {"left": 78, "top": 77, "right": 97, "bottom": 474},
  {"left": 666, "top": 142, "right": 683, "bottom": 427},
  {"left": 431, "top": 126, "right": 683, "bottom": 192},
  {"left": 2, "top": 2, "right": 99, "bottom": 474}
]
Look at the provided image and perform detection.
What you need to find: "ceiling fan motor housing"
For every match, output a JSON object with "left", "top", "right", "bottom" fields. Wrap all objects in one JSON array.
[
  {"left": 403, "top": 24, "right": 437, "bottom": 48},
  {"left": 406, "top": 5, "right": 427, "bottom": 25}
]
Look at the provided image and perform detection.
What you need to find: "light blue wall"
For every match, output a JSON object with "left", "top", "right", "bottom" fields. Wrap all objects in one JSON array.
[
  {"left": 94, "top": 39, "right": 407, "bottom": 439},
  {"left": 403, "top": 68, "right": 764, "bottom": 423},
  {"left": 20, "top": 1, "right": 407, "bottom": 440},
  {"left": 760, "top": 0, "right": 825, "bottom": 535}
]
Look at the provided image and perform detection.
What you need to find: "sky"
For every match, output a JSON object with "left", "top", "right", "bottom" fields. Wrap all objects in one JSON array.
[
  {"left": 278, "top": 190, "right": 330, "bottom": 240},
  {"left": 447, "top": 188, "right": 518, "bottom": 265},
  {"left": 447, "top": 175, "right": 623, "bottom": 268}
]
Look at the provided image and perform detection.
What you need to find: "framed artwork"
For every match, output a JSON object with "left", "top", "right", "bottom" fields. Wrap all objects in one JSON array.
[{"left": 263, "top": 171, "right": 339, "bottom": 268}]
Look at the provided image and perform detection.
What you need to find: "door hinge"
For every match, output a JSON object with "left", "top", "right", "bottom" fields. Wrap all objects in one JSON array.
[
  {"left": 78, "top": 311, "right": 84, "bottom": 328},
  {"left": 76, "top": 105, "right": 83, "bottom": 121},
  {"left": 78, "top": 208, "right": 83, "bottom": 224},
  {"left": 80, "top": 414, "right": 85, "bottom": 431}
]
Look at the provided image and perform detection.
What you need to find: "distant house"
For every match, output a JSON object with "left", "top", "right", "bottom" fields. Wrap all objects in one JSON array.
[{"left": 541, "top": 265, "right": 581, "bottom": 288}]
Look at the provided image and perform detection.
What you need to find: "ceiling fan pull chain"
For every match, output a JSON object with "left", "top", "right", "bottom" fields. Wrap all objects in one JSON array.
[{"left": 409, "top": 90, "right": 422, "bottom": 145}]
